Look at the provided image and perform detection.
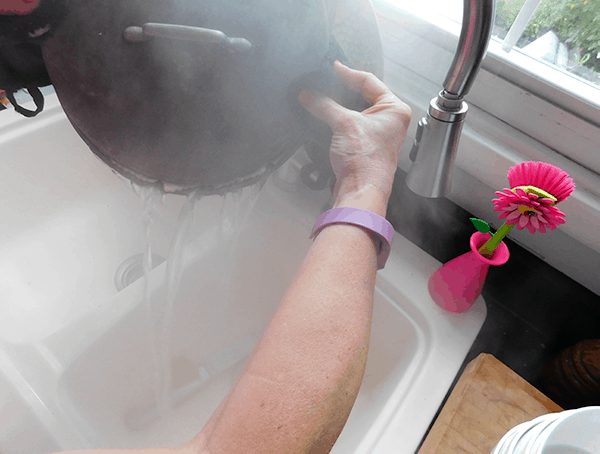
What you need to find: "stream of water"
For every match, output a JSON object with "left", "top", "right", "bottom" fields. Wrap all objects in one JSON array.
[
  {"left": 130, "top": 177, "right": 268, "bottom": 422},
  {"left": 131, "top": 182, "right": 166, "bottom": 414}
]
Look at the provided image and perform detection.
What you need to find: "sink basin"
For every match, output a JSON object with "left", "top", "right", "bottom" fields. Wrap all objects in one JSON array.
[
  {"left": 0, "top": 95, "right": 486, "bottom": 453},
  {"left": 0, "top": 96, "right": 187, "bottom": 344}
]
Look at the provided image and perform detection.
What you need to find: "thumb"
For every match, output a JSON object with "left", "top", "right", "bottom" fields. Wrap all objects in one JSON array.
[{"left": 298, "top": 89, "right": 352, "bottom": 130}]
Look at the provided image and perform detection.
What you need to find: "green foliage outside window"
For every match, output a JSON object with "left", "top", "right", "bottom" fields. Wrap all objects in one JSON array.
[{"left": 495, "top": 0, "right": 600, "bottom": 74}]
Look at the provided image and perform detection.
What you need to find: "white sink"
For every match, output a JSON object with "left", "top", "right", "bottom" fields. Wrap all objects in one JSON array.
[{"left": 0, "top": 95, "right": 486, "bottom": 453}]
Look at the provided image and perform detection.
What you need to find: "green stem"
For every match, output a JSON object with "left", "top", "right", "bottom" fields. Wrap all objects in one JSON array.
[{"left": 478, "top": 222, "right": 514, "bottom": 258}]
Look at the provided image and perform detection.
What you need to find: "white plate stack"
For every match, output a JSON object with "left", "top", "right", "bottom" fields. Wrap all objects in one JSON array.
[{"left": 491, "top": 406, "right": 600, "bottom": 453}]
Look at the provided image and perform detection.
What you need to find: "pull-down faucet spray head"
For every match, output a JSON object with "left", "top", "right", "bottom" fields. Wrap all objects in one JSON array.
[
  {"left": 406, "top": 92, "right": 468, "bottom": 197},
  {"left": 405, "top": 0, "right": 495, "bottom": 198}
]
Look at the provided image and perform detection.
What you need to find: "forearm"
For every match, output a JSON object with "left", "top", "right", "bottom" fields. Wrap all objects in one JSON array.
[
  {"left": 194, "top": 59, "right": 409, "bottom": 454},
  {"left": 197, "top": 189, "right": 389, "bottom": 453}
]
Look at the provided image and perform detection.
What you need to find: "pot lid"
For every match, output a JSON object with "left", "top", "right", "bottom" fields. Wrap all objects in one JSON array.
[{"left": 42, "top": 0, "right": 383, "bottom": 194}]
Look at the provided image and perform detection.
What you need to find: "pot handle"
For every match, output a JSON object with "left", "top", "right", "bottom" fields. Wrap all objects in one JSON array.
[
  {"left": 123, "top": 23, "right": 252, "bottom": 54},
  {"left": 5, "top": 86, "right": 45, "bottom": 117}
]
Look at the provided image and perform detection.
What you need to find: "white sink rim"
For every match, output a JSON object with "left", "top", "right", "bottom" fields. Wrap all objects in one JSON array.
[{"left": 356, "top": 231, "right": 486, "bottom": 452}]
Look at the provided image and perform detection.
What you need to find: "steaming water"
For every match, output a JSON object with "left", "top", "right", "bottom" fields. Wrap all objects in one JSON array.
[
  {"left": 130, "top": 177, "right": 268, "bottom": 425},
  {"left": 131, "top": 182, "right": 167, "bottom": 414}
]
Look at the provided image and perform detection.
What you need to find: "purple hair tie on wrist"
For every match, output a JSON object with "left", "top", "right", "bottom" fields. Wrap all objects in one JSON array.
[{"left": 309, "top": 207, "right": 394, "bottom": 270}]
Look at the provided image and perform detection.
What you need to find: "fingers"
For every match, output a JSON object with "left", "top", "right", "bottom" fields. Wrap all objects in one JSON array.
[
  {"left": 298, "top": 61, "right": 405, "bottom": 129},
  {"left": 298, "top": 89, "right": 353, "bottom": 130},
  {"left": 332, "top": 60, "right": 395, "bottom": 105}
]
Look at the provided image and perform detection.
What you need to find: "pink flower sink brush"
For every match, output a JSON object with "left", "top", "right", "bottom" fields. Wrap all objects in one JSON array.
[{"left": 429, "top": 161, "right": 575, "bottom": 313}]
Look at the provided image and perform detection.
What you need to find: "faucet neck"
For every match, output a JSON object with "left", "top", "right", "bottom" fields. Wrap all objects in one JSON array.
[{"left": 443, "top": 0, "right": 495, "bottom": 98}]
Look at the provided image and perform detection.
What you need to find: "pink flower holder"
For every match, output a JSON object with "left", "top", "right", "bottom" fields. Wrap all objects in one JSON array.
[{"left": 428, "top": 232, "right": 510, "bottom": 313}]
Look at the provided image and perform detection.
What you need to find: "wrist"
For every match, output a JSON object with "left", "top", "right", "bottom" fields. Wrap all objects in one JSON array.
[
  {"left": 334, "top": 184, "right": 391, "bottom": 218},
  {"left": 311, "top": 205, "right": 394, "bottom": 270}
]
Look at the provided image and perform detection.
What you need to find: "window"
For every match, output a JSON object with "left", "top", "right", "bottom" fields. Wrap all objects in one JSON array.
[
  {"left": 372, "top": 0, "right": 600, "bottom": 294},
  {"left": 495, "top": 0, "right": 600, "bottom": 89}
]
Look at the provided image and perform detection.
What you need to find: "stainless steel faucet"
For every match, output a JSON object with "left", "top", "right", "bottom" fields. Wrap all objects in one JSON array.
[{"left": 405, "top": 0, "right": 495, "bottom": 198}]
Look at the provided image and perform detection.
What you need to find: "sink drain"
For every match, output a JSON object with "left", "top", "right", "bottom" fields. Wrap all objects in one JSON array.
[{"left": 114, "top": 253, "right": 166, "bottom": 291}]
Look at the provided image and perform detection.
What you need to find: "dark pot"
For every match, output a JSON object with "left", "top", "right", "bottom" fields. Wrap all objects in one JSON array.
[{"left": 2, "top": 0, "right": 383, "bottom": 194}]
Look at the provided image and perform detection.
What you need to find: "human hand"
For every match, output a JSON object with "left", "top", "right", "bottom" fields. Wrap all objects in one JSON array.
[{"left": 298, "top": 61, "right": 411, "bottom": 212}]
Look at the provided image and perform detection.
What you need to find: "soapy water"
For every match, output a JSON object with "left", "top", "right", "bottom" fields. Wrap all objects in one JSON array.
[{"left": 129, "top": 175, "right": 269, "bottom": 425}]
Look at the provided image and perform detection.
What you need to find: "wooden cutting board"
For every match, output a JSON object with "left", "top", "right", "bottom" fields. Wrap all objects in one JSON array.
[{"left": 419, "top": 353, "right": 563, "bottom": 453}]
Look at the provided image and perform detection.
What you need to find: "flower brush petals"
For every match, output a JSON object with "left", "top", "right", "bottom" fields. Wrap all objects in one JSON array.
[
  {"left": 493, "top": 188, "right": 566, "bottom": 234},
  {"left": 507, "top": 161, "right": 575, "bottom": 203}
]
